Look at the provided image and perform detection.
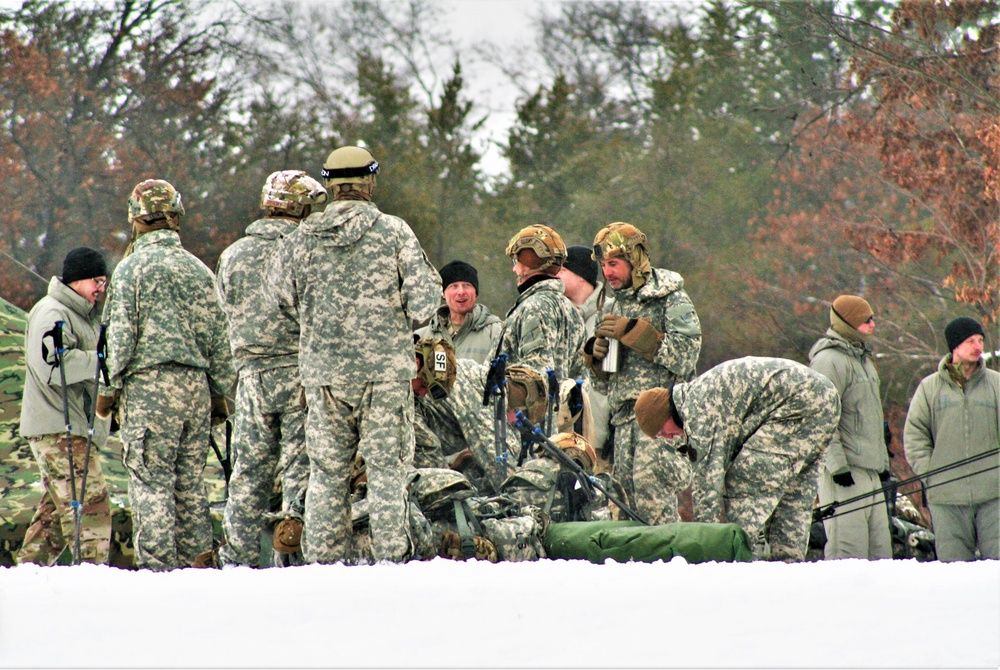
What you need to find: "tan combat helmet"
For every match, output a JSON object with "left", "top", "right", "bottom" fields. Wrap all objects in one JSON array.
[
  {"left": 505, "top": 365, "right": 548, "bottom": 424},
  {"left": 260, "top": 170, "right": 328, "bottom": 219},
  {"left": 127, "top": 179, "right": 184, "bottom": 223},
  {"left": 505, "top": 224, "right": 567, "bottom": 276},
  {"left": 414, "top": 337, "right": 457, "bottom": 401},
  {"left": 592, "top": 222, "right": 652, "bottom": 290},
  {"left": 548, "top": 432, "right": 598, "bottom": 474}
]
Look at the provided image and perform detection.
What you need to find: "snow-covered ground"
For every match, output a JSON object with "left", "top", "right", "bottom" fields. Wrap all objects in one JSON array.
[{"left": 1, "top": 557, "right": 997, "bottom": 668}]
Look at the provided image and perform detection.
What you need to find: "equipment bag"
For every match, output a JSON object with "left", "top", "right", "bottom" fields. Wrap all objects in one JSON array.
[{"left": 544, "top": 520, "right": 754, "bottom": 564}]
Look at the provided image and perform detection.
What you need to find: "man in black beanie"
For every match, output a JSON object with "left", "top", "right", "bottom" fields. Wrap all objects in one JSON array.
[
  {"left": 17, "top": 247, "right": 112, "bottom": 565},
  {"left": 414, "top": 260, "right": 502, "bottom": 364},
  {"left": 905, "top": 316, "right": 998, "bottom": 561}
]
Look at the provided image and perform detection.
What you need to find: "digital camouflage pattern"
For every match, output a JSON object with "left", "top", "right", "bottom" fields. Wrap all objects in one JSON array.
[
  {"left": 416, "top": 358, "right": 521, "bottom": 494},
  {"left": 219, "top": 367, "right": 307, "bottom": 567},
  {"left": 102, "top": 229, "right": 233, "bottom": 398},
  {"left": 593, "top": 267, "right": 702, "bottom": 525},
  {"left": 304, "top": 382, "right": 415, "bottom": 563},
  {"left": 267, "top": 200, "right": 441, "bottom": 386},
  {"left": 102, "top": 228, "right": 234, "bottom": 570},
  {"left": 494, "top": 277, "right": 587, "bottom": 383},
  {"left": 216, "top": 218, "right": 302, "bottom": 374},
  {"left": 269, "top": 199, "right": 439, "bottom": 564},
  {"left": 216, "top": 215, "right": 310, "bottom": 567},
  {"left": 671, "top": 356, "right": 839, "bottom": 561}
]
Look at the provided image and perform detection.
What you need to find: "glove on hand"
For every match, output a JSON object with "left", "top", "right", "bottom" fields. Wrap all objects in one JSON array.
[
  {"left": 618, "top": 317, "right": 663, "bottom": 359},
  {"left": 582, "top": 336, "right": 610, "bottom": 373},
  {"left": 210, "top": 396, "right": 230, "bottom": 426},
  {"left": 832, "top": 471, "right": 855, "bottom": 488},
  {"left": 878, "top": 470, "right": 891, "bottom": 483},
  {"left": 95, "top": 391, "right": 119, "bottom": 420},
  {"left": 596, "top": 314, "right": 630, "bottom": 340}
]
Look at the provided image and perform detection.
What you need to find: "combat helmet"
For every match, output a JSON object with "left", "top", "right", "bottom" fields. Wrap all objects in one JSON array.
[
  {"left": 260, "top": 170, "right": 328, "bottom": 218},
  {"left": 321, "top": 146, "right": 379, "bottom": 185},
  {"left": 505, "top": 224, "right": 567, "bottom": 276},
  {"left": 592, "top": 222, "right": 652, "bottom": 289},
  {"left": 548, "top": 432, "right": 598, "bottom": 474},
  {"left": 414, "top": 337, "right": 457, "bottom": 401},
  {"left": 127, "top": 179, "right": 184, "bottom": 222},
  {"left": 505, "top": 365, "right": 547, "bottom": 424}
]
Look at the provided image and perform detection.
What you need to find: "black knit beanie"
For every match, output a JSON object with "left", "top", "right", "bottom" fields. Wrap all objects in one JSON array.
[
  {"left": 62, "top": 247, "right": 108, "bottom": 285},
  {"left": 944, "top": 317, "right": 985, "bottom": 353},
  {"left": 563, "top": 245, "right": 599, "bottom": 288},
  {"left": 439, "top": 260, "right": 479, "bottom": 293}
]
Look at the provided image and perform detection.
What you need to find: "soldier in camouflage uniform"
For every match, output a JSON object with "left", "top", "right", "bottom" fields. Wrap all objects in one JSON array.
[
  {"left": 215, "top": 170, "right": 327, "bottom": 568},
  {"left": 413, "top": 339, "right": 527, "bottom": 494},
  {"left": 494, "top": 224, "right": 587, "bottom": 400},
  {"left": 635, "top": 357, "right": 840, "bottom": 561},
  {"left": 582, "top": 223, "right": 701, "bottom": 525},
  {"left": 414, "top": 261, "right": 503, "bottom": 364},
  {"left": 18, "top": 248, "right": 112, "bottom": 565},
  {"left": 267, "top": 146, "right": 440, "bottom": 564},
  {"left": 97, "top": 180, "right": 235, "bottom": 571}
]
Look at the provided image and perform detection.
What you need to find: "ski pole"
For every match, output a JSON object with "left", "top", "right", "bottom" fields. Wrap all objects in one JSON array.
[
  {"left": 74, "top": 324, "right": 108, "bottom": 560},
  {"left": 52, "top": 321, "right": 81, "bottom": 564}
]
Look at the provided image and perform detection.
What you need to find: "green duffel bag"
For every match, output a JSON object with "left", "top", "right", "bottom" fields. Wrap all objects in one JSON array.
[{"left": 543, "top": 520, "right": 754, "bottom": 564}]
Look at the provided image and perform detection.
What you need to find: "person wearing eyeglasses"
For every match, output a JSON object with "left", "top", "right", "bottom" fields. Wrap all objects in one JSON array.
[
  {"left": 809, "top": 294, "right": 892, "bottom": 560},
  {"left": 17, "top": 247, "right": 113, "bottom": 565}
]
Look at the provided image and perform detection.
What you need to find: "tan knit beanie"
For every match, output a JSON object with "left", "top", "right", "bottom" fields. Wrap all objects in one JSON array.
[
  {"left": 831, "top": 295, "right": 873, "bottom": 329},
  {"left": 634, "top": 387, "right": 674, "bottom": 439}
]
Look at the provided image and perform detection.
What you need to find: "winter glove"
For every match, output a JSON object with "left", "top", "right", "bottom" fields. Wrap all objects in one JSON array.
[
  {"left": 210, "top": 396, "right": 230, "bottom": 426},
  {"left": 95, "top": 391, "right": 119, "bottom": 420},
  {"left": 832, "top": 471, "right": 855, "bottom": 488},
  {"left": 878, "top": 470, "right": 891, "bottom": 483},
  {"left": 597, "top": 314, "right": 662, "bottom": 360},
  {"left": 582, "top": 336, "right": 610, "bottom": 374}
]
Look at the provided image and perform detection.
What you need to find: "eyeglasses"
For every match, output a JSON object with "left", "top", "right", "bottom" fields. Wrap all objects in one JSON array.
[{"left": 94, "top": 277, "right": 109, "bottom": 288}]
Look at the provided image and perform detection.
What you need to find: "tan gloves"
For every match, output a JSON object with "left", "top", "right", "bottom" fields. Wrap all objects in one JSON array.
[
  {"left": 596, "top": 314, "right": 663, "bottom": 360},
  {"left": 582, "top": 336, "right": 610, "bottom": 373},
  {"left": 95, "top": 391, "right": 119, "bottom": 420},
  {"left": 210, "top": 396, "right": 230, "bottom": 426}
]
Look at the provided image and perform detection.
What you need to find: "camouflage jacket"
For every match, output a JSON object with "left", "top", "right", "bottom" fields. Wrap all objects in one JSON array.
[
  {"left": 267, "top": 200, "right": 440, "bottom": 386},
  {"left": 102, "top": 230, "right": 234, "bottom": 398},
  {"left": 494, "top": 277, "right": 586, "bottom": 383},
  {"left": 216, "top": 217, "right": 300, "bottom": 376},
  {"left": 672, "top": 356, "right": 839, "bottom": 523},
  {"left": 417, "top": 358, "right": 521, "bottom": 491},
  {"left": 20, "top": 277, "right": 105, "bottom": 442},
  {"left": 414, "top": 303, "right": 503, "bottom": 364},
  {"left": 809, "top": 329, "right": 888, "bottom": 475},
  {"left": 593, "top": 267, "right": 702, "bottom": 425},
  {"left": 904, "top": 356, "right": 1000, "bottom": 506}
]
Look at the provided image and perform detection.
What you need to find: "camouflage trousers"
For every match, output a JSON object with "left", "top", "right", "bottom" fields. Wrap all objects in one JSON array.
[
  {"left": 17, "top": 434, "right": 112, "bottom": 565},
  {"left": 613, "top": 417, "right": 692, "bottom": 525},
  {"left": 120, "top": 366, "right": 213, "bottom": 571},
  {"left": 220, "top": 366, "right": 308, "bottom": 567},
  {"left": 703, "top": 414, "right": 834, "bottom": 562},
  {"left": 303, "top": 381, "right": 415, "bottom": 564}
]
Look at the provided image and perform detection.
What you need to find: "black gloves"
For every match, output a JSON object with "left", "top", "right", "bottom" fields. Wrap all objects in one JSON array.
[{"left": 832, "top": 471, "right": 855, "bottom": 487}]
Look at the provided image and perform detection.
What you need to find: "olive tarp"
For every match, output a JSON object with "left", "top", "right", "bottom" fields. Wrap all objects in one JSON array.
[
  {"left": 543, "top": 520, "right": 755, "bottom": 564},
  {"left": 0, "top": 295, "right": 227, "bottom": 567}
]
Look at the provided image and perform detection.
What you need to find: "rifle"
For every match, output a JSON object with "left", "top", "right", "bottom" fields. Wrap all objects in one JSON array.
[
  {"left": 544, "top": 369, "right": 558, "bottom": 436},
  {"left": 210, "top": 418, "right": 233, "bottom": 499},
  {"left": 511, "top": 411, "right": 648, "bottom": 525},
  {"left": 482, "top": 354, "right": 510, "bottom": 479}
]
